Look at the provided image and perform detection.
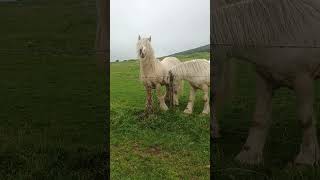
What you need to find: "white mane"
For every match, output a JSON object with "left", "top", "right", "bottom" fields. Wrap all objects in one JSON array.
[
  {"left": 170, "top": 59, "right": 210, "bottom": 85},
  {"left": 136, "top": 38, "right": 158, "bottom": 82}
]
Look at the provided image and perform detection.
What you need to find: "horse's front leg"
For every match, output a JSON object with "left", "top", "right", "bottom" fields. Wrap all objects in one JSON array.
[
  {"left": 236, "top": 73, "right": 273, "bottom": 165},
  {"left": 294, "top": 74, "right": 320, "bottom": 165},
  {"left": 201, "top": 84, "right": 210, "bottom": 115},
  {"left": 144, "top": 85, "right": 153, "bottom": 114},
  {"left": 156, "top": 84, "right": 168, "bottom": 111},
  {"left": 184, "top": 86, "right": 196, "bottom": 114}
]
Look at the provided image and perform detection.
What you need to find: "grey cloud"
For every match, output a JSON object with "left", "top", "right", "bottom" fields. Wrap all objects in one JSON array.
[{"left": 110, "top": 0, "right": 209, "bottom": 61}]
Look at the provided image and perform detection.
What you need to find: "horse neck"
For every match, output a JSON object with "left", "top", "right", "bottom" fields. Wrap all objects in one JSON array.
[{"left": 140, "top": 54, "right": 159, "bottom": 77}]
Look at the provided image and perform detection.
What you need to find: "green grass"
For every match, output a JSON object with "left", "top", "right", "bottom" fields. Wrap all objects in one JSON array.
[
  {"left": 0, "top": 0, "right": 105, "bottom": 179},
  {"left": 111, "top": 52, "right": 210, "bottom": 179},
  {"left": 213, "top": 61, "right": 320, "bottom": 180}
]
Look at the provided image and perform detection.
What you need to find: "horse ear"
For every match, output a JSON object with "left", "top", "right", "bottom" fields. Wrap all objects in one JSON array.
[
  {"left": 138, "top": 35, "right": 141, "bottom": 40},
  {"left": 148, "top": 36, "right": 151, "bottom": 42}
]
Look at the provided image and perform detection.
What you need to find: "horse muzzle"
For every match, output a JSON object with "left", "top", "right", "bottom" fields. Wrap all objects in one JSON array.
[{"left": 139, "top": 49, "right": 145, "bottom": 58}]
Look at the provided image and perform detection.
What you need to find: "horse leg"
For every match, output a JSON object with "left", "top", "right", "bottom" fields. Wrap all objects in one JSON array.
[
  {"left": 201, "top": 84, "right": 210, "bottom": 115},
  {"left": 184, "top": 86, "right": 196, "bottom": 114},
  {"left": 236, "top": 73, "right": 273, "bottom": 164},
  {"left": 293, "top": 74, "right": 320, "bottom": 165},
  {"left": 164, "top": 85, "right": 170, "bottom": 104},
  {"left": 173, "top": 83, "right": 180, "bottom": 106},
  {"left": 145, "top": 85, "right": 153, "bottom": 114},
  {"left": 156, "top": 84, "right": 168, "bottom": 111}
]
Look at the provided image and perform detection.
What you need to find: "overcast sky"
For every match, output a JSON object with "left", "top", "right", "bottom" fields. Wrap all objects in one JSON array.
[{"left": 110, "top": 0, "right": 209, "bottom": 61}]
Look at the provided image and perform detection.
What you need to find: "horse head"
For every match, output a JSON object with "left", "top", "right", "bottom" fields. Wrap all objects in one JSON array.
[{"left": 136, "top": 35, "right": 152, "bottom": 59}]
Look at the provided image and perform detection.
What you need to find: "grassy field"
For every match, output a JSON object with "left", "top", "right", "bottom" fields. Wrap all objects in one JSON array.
[
  {"left": 0, "top": 0, "right": 106, "bottom": 178},
  {"left": 110, "top": 52, "right": 210, "bottom": 179},
  {"left": 213, "top": 61, "right": 320, "bottom": 180}
]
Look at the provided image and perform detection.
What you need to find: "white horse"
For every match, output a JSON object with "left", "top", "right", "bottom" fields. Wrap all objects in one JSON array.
[
  {"left": 169, "top": 59, "right": 210, "bottom": 114},
  {"left": 137, "top": 35, "right": 183, "bottom": 113}
]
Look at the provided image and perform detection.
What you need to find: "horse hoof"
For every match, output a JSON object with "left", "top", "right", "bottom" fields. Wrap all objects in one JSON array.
[
  {"left": 160, "top": 105, "right": 169, "bottom": 111},
  {"left": 201, "top": 111, "right": 209, "bottom": 115},
  {"left": 183, "top": 109, "right": 192, "bottom": 114}
]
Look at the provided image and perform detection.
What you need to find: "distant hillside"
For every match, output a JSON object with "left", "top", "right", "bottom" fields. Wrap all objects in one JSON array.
[
  {"left": 112, "top": 45, "right": 210, "bottom": 62},
  {"left": 170, "top": 44, "right": 209, "bottom": 56}
]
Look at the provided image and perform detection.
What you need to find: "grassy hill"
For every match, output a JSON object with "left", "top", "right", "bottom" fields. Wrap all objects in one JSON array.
[
  {"left": 112, "top": 44, "right": 210, "bottom": 63},
  {"left": 170, "top": 44, "right": 210, "bottom": 56}
]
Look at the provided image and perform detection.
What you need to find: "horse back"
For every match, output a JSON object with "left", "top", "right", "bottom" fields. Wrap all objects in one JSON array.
[
  {"left": 161, "top": 57, "right": 181, "bottom": 64},
  {"left": 160, "top": 57, "right": 181, "bottom": 71}
]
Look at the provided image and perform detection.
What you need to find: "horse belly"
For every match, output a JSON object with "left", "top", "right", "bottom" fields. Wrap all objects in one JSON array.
[
  {"left": 187, "top": 76, "right": 209, "bottom": 89},
  {"left": 250, "top": 48, "right": 320, "bottom": 85}
]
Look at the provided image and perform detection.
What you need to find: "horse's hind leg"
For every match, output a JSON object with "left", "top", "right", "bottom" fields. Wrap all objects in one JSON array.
[
  {"left": 184, "top": 86, "right": 196, "bottom": 114},
  {"left": 164, "top": 85, "right": 171, "bottom": 104},
  {"left": 200, "top": 84, "right": 210, "bottom": 115},
  {"left": 236, "top": 73, "right": 273, "bottom": 165},
  {"left": 173, "top": 83, "right": 180, "bottom": 106},
  {"left": 294, "top": 74, "right": 320, "bottom": 165},
  {"left": 156, "top": 84, "right": 168, "bottom": 111},
  {"left": 144, "top": 85, "right": 153, "bottom": 114}
]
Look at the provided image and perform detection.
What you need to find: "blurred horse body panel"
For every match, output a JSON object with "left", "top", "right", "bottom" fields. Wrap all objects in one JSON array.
[{"left": 212, "top": 0, "right": 320, "bottom": 165}]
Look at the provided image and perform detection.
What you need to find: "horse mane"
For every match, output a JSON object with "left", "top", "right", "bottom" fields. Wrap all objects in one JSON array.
[
  {"left": 212, "top": 0, "right": 320, "bottom": 47},
  {"left": 136, "top": 39, "right": 159, "bottom": 81},
  {"left": 170, "top": 59, "right": 210, "bottom": 80}
]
